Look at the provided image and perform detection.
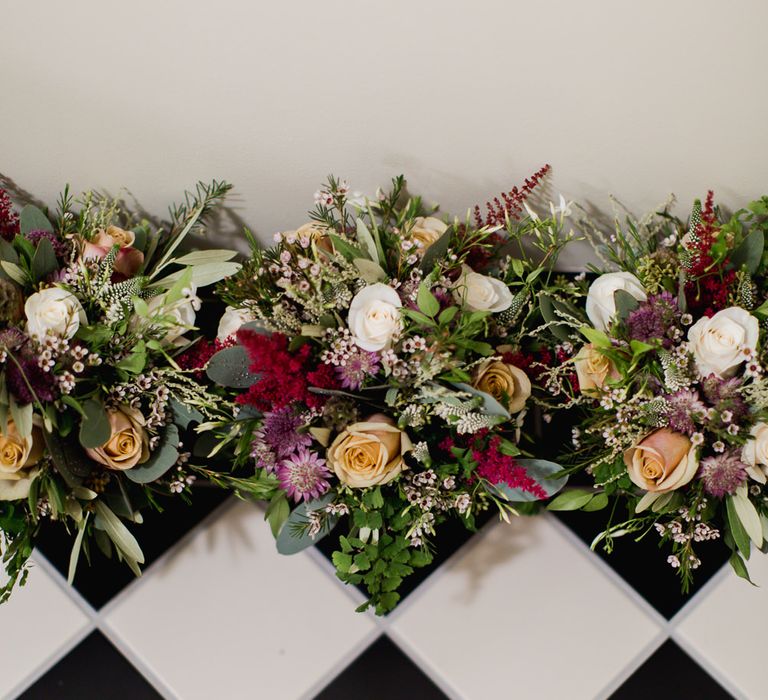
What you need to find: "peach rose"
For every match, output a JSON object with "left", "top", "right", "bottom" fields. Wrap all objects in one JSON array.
[
  {"left": 292, "top": 222, "right": 334, "bottom": 254},
  {"left": 82, "top": 225, "right": 144, "bottom": 278},
  {"left": 574, "top": 344, "right": 620, "bottom": 394},
  {"left": 86, "top": 406, "right": 150, "bottom": 471},
  {"left": 472, "top": 359, "right": 531, "bottom": 414},
  {"left": 0, "top": 419, "right": 44, "bottom": 500},
  {"left": 410, "top": 217, "right": 447, "bottom": 251},
  {"left": 327, "top": 414, "right": 411, "bottom": 488},
  {"left": 624, "top": 428, "right": 698, "bottom": 493}
]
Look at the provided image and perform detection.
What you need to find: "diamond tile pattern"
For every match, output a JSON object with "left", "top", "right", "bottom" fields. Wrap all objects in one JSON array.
[{"left": 2, "top": 450, "right": 761, "bottom": 700}]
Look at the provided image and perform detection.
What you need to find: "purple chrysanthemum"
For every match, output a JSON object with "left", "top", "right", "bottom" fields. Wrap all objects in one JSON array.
[
  {"left": 260, "top": 407, "right": 312, "bottom": 458},
  {"left": 26, "top": 229, "right": 69, "bottom": 259},
  {"left": 277, "top": 447, "right": 332, "bottom": 502},
  {"left": 698, "top": 450, "right": 747, "bottom": 497},
  {"left": 336, "top": 349, "right": 380, "bottom": 390},
  {"left": 626, "top": 292, "right": 680, "bottom": 348},
  {"left": 664, "top": 389, "right": 706, "bottom": 435}
]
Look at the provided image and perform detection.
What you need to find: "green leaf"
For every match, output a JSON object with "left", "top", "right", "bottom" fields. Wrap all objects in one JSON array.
[
  {"left": 275, "top": 492, "right": 338, "bottom": 555},
  {"left": 353, "top": 257, "right": 387, "bottom": 283},
  {"left": 327, "top": 234, "right": 365, "bottom": 262},
  {"left": 332, "top": 551, "right": 353, "bottom": 573},
  {"left": 170, "top": 397, "right": 203, "bottom": 429},
  {"left": 171, "top": 249, "right": 238, "bottom": 266},
  {"left": 0, "top": 238, "right": 19, "bottom": 265},
  {"left": 355, "top": 218, "right": 379, "bottom": 263},
  {"left": 124, "top": 424, "right": 179, "bottom": 484},
  {"left": 67, "top": 512, "right": 90, "bottom": 585},
  {"left": 579, "top": 325, "right": 612, "bottom": 348},
  {"left": 266, "top": 493, "right": 290, "bottom": 538},
  {"left": 150, "top": 262, "right": 241, "bottom": 289},
  {"left": 116, "top": 340, "right": 146, "bottom": 375},
  {"left": 489, "top": 459, "right": 568, "bottom": 503},
  {"left": 30, "top": 237, "right": 58, "bottom": 281},
  {"left": 419, "top": 225, "right": 452, "bottom": 273},
  {"left": 451, "top": 382, "right": 511, "bottom": 419},
  {"left": 727, "top": 495, "right": 751, "bottom": 559},
  {"left": 547, "top": 488, "right": 594, "bottom": 511},
  {"left": 417, "top": 279, "right": 440, "bottom": 317},
  {"left": 206, "top": 345, "right": 259, "bottom": 388},
  {"left": 438, "top": 306, "right": 458, "bottom": 325},
  {"left": 733, "top": 490, "right": 763, "bottom": 547},
  {"left": 583, "top": 492, "right": 610, "bottom": 512},
  {"left": 94, "top": 501, "right": 145, "bottom": 565},
  {"left": 78, "top": 399, "right": 112, "bottom": 449},
  {"left": 9, "top": 397, "right": 32, "bottom": 443},
  {"left": 730, "top": 229, "right": 764, "bottom": 275},
  {"left": 42, "top": 430, "right": 94, "bottom": 484},
  {"left": 19, "top": 205, "right": 53, "bottom": 235},
  {"left": 613, "top": 289, "right": 640, "bottom": 321},
  {"left": 539, "top": 293, "right": 571, "bottom": 342},
  {"left": 729, "top": 551, "right": 756, "bottom": 585},
  {"left": 0, "top": 261, "right": 28, "bottom": 285}
]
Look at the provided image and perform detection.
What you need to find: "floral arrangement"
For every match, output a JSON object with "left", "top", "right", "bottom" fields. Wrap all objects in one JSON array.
[
  {"left": 543, "top": 192, "right": 768, "bottom": 590},
  {"left": 204, "top": 170, "right": 574, "bottom": 613},
  {"left": 0, "top": 180, "right": 239, "bottom": 601}
]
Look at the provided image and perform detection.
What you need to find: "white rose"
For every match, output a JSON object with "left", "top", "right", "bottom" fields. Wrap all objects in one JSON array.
[
  {"left": 687, "top": 307, "right": 758, "bottom": 378},
  {"left": 148, "top": 286, "right": 200, "bottom": 344},
  {"left": 217, "top": 306, "right": 255, "bottom": 342},
  {"left": 453, "top": 265, "right": 513, "bottom": 313},
  {"left": 348, "top": 283, "right": 402, "bottom": 352},
  {"left": 25, "top": 287, "right": 86, "bottom": 340},
  {"left": 742, "top": 422, "right": 768, "bottom": 484},
  {"left": 585, "top": 272, "right": 647, "bottom": 331}
]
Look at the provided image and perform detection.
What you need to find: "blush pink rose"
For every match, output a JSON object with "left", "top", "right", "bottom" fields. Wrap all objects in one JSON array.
[{"left": 624, "top": 428, "right": 698, "bottom": 493}]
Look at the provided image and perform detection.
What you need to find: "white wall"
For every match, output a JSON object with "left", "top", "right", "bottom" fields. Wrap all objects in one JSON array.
[{"left": 2, "top": 0, "right": 768, "bottom": 269}]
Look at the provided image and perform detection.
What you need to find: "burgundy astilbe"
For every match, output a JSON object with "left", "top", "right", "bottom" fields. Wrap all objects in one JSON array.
[
  {"left": 0, "top": 189, "right": 19, "bottom": 241},
  {"left": 473, "top": 164, "right": 551, "bottom": 228},
  {"left": 472, "top": 436, "right": 547, "bottom": 499},
  {"left": 6, "top": 352, "right": 58, "bottom": 403}
]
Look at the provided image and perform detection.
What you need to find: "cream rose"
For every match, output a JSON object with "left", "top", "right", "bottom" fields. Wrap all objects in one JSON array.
[
  {"left": 687, "top": 307, "right": 759, "bottom": 378},
  {"left": 291, "top": 222, "right": 333, "bottom": 253},
  {"left": 742, "top": 422, "right": 768, "bottom": 484},
  {"left": 217, "top": 306, "right": 256, "bottom": 342},
  {"left": 347, "top": 283, "right": 402, "bottom": 351},
  {"left": 410, "top": 217, "right": 447, "bottom": 251},
  {"left": 624, "top": 429, "right": 698, "bottom": 493},
  {"left": 86, "top": 407, "right": 150, "bottom": 471},
  {"left": 574, "top": 344, "right": 620, "bottom": 394},
  {"left": 327, "top": 414, "right": 411, "bottom": 488},
  {"left": 25, "top": 286, "right": 87, "bottom": 340},
  {"left": 585, "top": 272, "right": 647, "bottom": 331},
  {"left": 473, "top": 359, "right": 531, "bottom": 414},
  {"left": 147, "top": 286, "right": 200, "bottom": 344},
  {"left": 0, "top": 419, "right": 43, "bottom": 501},
  {"left": 453, "top": 265, "right": 513, "bottom": 313}
]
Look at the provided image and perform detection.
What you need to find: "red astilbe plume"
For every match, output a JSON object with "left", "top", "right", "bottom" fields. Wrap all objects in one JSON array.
[
  {"left": 236, "top": 330, "right": 339, "bottom": 412},
  {"left": 471, "top": 436, "right": 547, "bottom": 499},
  {"left": 473, "top": 164, "right": 551, "bottom": 228},
  {"left": 685, "top": 190, "right": 719, "bottom": 277},
  {"left": 0, "top": 189, "right": 20, "bottom": 241}
]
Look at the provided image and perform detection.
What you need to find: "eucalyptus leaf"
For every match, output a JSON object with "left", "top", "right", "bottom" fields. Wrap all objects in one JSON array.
[
  {"left": 327, "top": 234, "right": 365, "bottom": 262},
  {"left": 733, "top": 490, "right": 763, "bottom": 547},
  {"left": 355, "top": 218, "right": 379, "bottom": 263},
  {"left": 170, "top": 397, "right": 203, "bottom": 429},
  {"left": 1, "top": 261, "right": 28, "bottom": 285},
  {"left": 730, "top": 229, "right": 764, "bottom": 275},
  {"left": 353, "top": 257, "right": 387, "bottom": 283},
  {"left": 78, "top": 399, "right": 112, "bottom": 449},
  {"left": 451, "top": 382, "right": 511, "bottom": 419},
  {"left": 150, "top": 261, "right": 241, "bottom": 289},
  {"left": 419, "top": 225, "right": 452, "bottom": 273},
  {"left": 727, "top": 495, "right": 751, "bottom": 559},
  {"left": 19, "top": 204, "right": 53, "bottom": 235},
  {"left": 276, "top": 491, "right": 338, "bottom": 555},
  {"left": 489, "top": 458, "right": 568, "bottom": 503},
  {"left": 125, "top": 424, "right": 180, "bottom": 484},
  {"left": 94, "top": 501, "right": 145, "bottom": 565},
  {"left": 67, "top": 512, "right": 90, "bottom": 585},
  {"left": 31, "top": 237, "right": 58, "bottom": 281},
  {"left": 417, "top": 279, "right": 440, "bottom": 317},
  {"left": 539, "top": 294, "right": 571, "bottom": 342},
  {"left": 613, "top": 289, "right": 640, "bottom": 321},
  {"left": 206, "top": 345, "right": 259, "bottom": 388},
  {"left": 43, "top": 430, "right": 94, "bottom": 484}
]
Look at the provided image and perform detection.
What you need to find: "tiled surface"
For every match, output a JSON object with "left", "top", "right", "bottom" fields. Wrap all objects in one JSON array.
[{"left": 2, "top": 485, "right": 754, "bottom": 699}]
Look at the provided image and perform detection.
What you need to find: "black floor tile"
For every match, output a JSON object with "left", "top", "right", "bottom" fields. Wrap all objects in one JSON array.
[
  {"left": 35, "top": 487, "right": 231, "bottom": 608},
  {"left": 611, "top": 639, "right": 733, "bottom": 699},
  {"left": 18, "top": 630, "right": 161, "bottom": 700},
  {"left": 314, "top": 635, "right": 448, "bottom": 700}
]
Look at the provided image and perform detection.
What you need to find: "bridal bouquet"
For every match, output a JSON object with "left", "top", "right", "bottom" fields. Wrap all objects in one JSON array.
[
  {"left": 544, "top": 191, "right": 768, "bottom": 591},
  {"left": 205, "top": 169, "right": 573, "bottom": 613},
  {"left": 0, "top": 181, "right": 239, "bottom": 601}
]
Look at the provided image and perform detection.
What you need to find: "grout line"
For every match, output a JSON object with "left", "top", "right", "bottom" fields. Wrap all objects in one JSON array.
[
  {"left": 295, "top": 626, "right": 385, "bottom": 700},
  {"left": 670, "top": 631, "right": 747, "bottom": 700},
  {"left": 98, "top": 495, "right": 238, "bottom": 618},
  {"left": 667, "top": 560, "right": 731, "bottom": 628}
]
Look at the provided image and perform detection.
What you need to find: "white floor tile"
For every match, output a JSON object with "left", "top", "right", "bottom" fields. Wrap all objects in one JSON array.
[
  {"left": 104, "top": 501, "right": 377, "bottom": 700},
  {"left": 0, "top": 556, "right": 90, "bottom": 698},
  {"left": 390, "top": 516, "right": 662, "bottom": 700},
  {"left": 676, "top": 554, "right": 768, "bottom": 699}
]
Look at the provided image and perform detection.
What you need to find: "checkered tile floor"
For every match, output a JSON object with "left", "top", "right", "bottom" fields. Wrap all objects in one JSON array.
[{"left": 2, "top": 472, "right": 760, "bottom": 700}]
